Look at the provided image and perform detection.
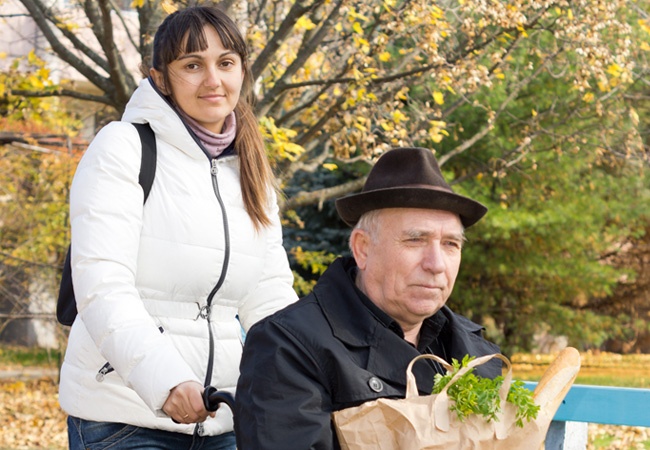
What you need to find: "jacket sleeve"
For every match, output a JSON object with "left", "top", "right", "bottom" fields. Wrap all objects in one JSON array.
[
  {"left": 70, "top": 122, "right": 198, "bottom": 414},
  {"left": 235, "top": 315, "right": 337, "bottom": 450},
  {"left": 237, "top": 190, "right": 298, "bottom": 332}
]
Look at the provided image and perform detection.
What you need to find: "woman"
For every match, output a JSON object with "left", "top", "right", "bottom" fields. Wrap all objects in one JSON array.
[{"left": 59, "top": 6, "right": 297, "bottom": 449}]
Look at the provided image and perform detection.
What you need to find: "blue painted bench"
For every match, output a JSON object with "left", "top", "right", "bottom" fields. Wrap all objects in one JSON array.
[{"left": 524, "top": 382, "right": 650, "bottom": 449}]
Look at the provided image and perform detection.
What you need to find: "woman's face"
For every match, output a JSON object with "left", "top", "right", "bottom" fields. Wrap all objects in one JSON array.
[{"left": 151, "top": 25, "right": 244, "bottom": 134}]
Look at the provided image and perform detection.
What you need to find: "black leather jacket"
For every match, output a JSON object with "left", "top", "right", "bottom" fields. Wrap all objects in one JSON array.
[{"left": 235, "top": 257, "right": 501, "bottom": 449}]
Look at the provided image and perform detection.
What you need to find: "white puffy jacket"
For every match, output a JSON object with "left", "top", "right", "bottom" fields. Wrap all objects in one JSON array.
[{"left": 59, "top": 78, "right": 298, "bottom": 436}]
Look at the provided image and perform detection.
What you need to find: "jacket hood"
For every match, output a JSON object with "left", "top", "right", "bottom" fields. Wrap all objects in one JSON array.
[{"left": 121, "top": 77, "right": 207, "bottom": 161}]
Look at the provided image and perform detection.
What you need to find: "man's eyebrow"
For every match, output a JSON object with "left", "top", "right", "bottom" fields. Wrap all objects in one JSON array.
[
  {"left": 403, "top": 229, "right": 465, "bottom": 241},
  {"left": 403, "top": 229, "right": 428, "bottom": 238}
]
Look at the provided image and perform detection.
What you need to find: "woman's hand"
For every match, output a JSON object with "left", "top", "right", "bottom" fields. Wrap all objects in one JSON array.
[{"left": 163, "top": 381, "right": 216, "bottom": 424}]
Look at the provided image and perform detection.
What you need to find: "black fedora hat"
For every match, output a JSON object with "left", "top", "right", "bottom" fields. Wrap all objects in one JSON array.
[{"left": 335, "top": 147, "right": 487, "bottom": 228}]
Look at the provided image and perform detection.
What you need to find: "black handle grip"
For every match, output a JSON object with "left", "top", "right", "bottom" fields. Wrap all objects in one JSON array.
[{"left": 203, "top": 385, "right": 236, "bottom": 413}]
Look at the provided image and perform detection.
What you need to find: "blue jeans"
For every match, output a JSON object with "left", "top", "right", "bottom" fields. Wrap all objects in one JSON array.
[{"left": 67, "top": 416, "right": 236, "bottom": 450}]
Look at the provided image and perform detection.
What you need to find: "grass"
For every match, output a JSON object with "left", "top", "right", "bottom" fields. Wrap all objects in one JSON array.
[
  {"left": 510, "top": 351, "right": 650, "bottom": 389},
  {"left": 0, "top": 345, "right": 62, "bottom": 370}
]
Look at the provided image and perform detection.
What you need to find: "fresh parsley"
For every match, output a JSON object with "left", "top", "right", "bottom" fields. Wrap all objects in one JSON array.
[{"left": 432, "top": 355, "right": 539, "bottom": 427}]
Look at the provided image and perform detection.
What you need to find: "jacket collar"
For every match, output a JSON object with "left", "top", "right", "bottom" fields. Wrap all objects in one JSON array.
[
  {"left": 312, "top": 257, "right": 438, "bottom": 392},
  {"left": 311, "top": 256, "right": 501, "bottom": 389}
]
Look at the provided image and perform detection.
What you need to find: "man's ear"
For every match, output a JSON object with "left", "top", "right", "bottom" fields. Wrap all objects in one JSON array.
[
  {"left": 149, "top": 68, "right": 168, "bottom": 95},
  {"left": 350, "top": 228, "right": 370, "bottom": 270}
]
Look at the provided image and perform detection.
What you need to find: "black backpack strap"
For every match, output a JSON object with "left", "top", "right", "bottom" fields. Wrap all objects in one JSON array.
[
  {"left": 133, "top": 122, "right": 157, "bottom": 202},
  {"left": 56, "top": 122, "right": 157, "bottom": 326}
]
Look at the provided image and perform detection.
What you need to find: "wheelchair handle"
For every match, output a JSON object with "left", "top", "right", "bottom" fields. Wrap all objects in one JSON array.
[{"left": 203, "top": 385, "right": 236, "bottom": 413}]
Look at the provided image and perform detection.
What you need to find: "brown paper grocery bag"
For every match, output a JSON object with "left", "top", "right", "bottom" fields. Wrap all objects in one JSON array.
[{"left": 332, "top": 347, "right": 581, "bottom": 450}]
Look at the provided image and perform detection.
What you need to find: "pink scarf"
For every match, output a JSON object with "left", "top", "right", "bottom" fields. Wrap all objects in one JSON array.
[{"left": 180, "top": 111, "right": 237, "bottom": 158}]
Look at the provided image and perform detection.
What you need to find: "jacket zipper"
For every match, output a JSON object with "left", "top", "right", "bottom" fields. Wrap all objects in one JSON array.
[
  {"left": 195, "top": 158, "right": 231, "bottom": 437},
  {"left": 203, "top": 158, "right": 231, "bottom": 387}
]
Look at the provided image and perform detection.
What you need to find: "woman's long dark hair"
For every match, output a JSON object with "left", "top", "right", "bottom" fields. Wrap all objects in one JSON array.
[{"left": 146, "top": 5, "right": 275, "bottom": 229}]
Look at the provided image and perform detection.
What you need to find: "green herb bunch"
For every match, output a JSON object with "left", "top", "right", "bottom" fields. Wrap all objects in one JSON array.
[{"left": 431, "top": 355, "right": 540, "bottom": 427}]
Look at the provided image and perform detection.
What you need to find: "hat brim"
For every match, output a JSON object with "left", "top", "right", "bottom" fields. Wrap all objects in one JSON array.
[{"left": 335, "top": 187, "right": 487, "bottom": 228}]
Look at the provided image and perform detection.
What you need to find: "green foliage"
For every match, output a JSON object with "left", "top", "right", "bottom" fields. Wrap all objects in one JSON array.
[
  {"left": 416, "top": 21, "right": 650, "bottom": 353},
  {"left": 432, "top": 355, "right": 539, "bottom": 427},
  {"left": 0, "top": 345, "right": 62, "bottom": 367},
  {"left": 282, "top": 160, "right": 356, "bottom": 293},
  {"left": 290, "top": 247, "right": 337, "bottom": 296},
  {"left": 450, "top": 142, "right": 649, "bottom": 352},
  {"left": 0, "top": 115, "right": 81, "bottom": 274}
]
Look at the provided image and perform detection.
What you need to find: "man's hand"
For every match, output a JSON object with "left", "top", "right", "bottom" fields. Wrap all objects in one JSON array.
[{"left": 163, "top": 381, "right": 216, "bottom": 424}]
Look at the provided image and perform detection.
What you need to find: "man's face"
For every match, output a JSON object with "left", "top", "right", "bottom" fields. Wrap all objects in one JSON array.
[{"left": 352, "top": 208, "right": 464, "bottom": 330}]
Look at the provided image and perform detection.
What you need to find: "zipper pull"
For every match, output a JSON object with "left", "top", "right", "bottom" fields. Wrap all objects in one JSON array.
[
  {"left": 95, "top": 327, "right": 164, "bottom": 382},
  {"left": 96, "top": 362, "right": 114, "bottom": 382},
  {"left": 211, "top": 158, "right": 218, "bottom": 175}
]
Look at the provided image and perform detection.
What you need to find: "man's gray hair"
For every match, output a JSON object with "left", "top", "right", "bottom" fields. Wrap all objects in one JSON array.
[{"left": 349, "top": 210, "right": 383, "bottom": 250}]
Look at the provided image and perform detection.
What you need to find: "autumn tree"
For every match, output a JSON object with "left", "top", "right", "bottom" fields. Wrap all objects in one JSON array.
[
  {"left": 3, "top": 0, "right": 649, "bottom": 350},
  {"left": 0, "top": 107, "right": 82, "bottom": 340}
]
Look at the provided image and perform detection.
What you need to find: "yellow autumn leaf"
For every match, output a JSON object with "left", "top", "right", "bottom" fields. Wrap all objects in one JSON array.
[
  {"left": 630, "top": 108, "right": 639, "bottom": 126},
  {"left": 161, "top": 0, "right": 177, "bottom": 14},
  {"left": 296, "top": 16, "right": 316, "bottom": 31},
  {"left": 395, "top": 90, "right": 408, "bottom": 101},
  {"left": 379, "top": 52, "right": 391, "bottom": 62},
  {"left": 430, "top": 6, "right": 444, "bottom": 20},
  {"left": 582, "top": 92, "right": 594, "bottom": 103},
  {"left": 37, "top": 67, "right": 50, "bottom": 80},
  {"left": 607, "top": 64, "right": 622, "bottom": 78},
  {"left": 392, "top": 110, "right": 407, "bottom": 123},
  {"left": 353, "top": 22, "right": 363, "bottom": 35},
  {"left": 380, "top": 121, "right": 394, "bottom": 131},
  {"left": 323, "top": 163, "right": 338, "bottom": 171},
  {"left": 433, "top": 91, "right": 444, "bottom": 105},
  {"left": 27, "top": 50, "right": 39, "bottom": 65},
  {"left": 28, "top": 75, "right": 43, "bottom": 89}
]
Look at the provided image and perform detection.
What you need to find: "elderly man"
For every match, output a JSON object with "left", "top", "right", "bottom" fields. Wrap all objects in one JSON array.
[{"left": 234, "top": 147, "right": 501, "bottom": 449}]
